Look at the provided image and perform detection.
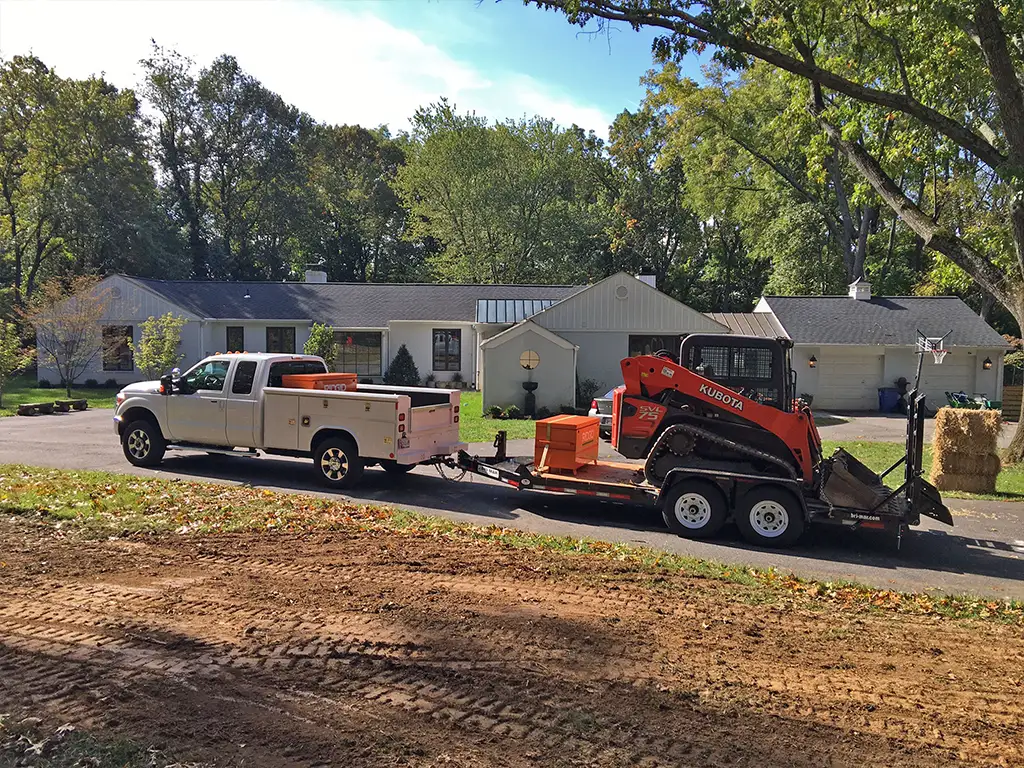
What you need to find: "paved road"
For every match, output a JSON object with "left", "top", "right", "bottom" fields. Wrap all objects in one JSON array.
[
  {"left": 1, "top": 409, "right": 1023, "bottom": 599},
  {"left": 817, "top": 412, "right": 1015, "bottom": 448}
]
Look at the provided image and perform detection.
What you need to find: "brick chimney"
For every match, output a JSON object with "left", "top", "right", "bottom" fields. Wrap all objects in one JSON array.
[{"left": 849, "top": 277, "right": 871, "bottom": 301}]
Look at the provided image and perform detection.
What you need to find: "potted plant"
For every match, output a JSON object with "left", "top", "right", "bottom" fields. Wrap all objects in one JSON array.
[
  {"left": 452, "top": 371, "right": 464, "bottom": 390},
  {"left": 425, "top": 373, "right": 436, "bottom": 388}
]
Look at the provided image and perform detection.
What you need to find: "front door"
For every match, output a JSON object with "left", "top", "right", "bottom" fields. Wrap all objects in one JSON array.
[{"left": 166, "top": 360, "right": 231, "bottom": 445}]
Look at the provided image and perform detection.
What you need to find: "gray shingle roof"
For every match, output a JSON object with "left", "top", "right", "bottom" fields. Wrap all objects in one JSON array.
[
  {"left": 705, "top": 312, "right": 788, "bottom": 338},
  {"left": 125, "top": 276, "right": 582, "bottom": 327},
  {"left": 762, "top": 296, "right": 1010, "bottom": 348}
]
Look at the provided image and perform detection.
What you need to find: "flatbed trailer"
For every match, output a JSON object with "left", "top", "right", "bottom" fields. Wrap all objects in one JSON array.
[{"left": 448, "top": 392, "right": 952, "bottom": 547}]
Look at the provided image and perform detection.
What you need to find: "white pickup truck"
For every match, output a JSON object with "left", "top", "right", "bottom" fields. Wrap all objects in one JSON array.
[{"left": 113, "top": 353, "right": 466, "bottom": 489}]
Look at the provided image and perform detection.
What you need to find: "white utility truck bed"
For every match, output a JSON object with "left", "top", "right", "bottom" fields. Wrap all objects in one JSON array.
[{"left": 113, "top": 353, "right": 466, "bottom": 488}]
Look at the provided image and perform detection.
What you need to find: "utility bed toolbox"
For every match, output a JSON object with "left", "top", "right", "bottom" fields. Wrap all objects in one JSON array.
[
  {"left": 280, "top": 373, "right": 358, "bottom": 391},
  {"left": 534, "top": 415, "right": 600, "bottom": 472}
]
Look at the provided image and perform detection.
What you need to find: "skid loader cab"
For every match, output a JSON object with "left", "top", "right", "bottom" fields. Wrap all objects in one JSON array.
[{"left": 679, "top": 334, "right": 796, "bottom": 411}]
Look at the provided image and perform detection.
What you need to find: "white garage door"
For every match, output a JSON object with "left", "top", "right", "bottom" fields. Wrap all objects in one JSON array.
[
  {"left": 816, "top": 351, "right": 885, "bottom": 411},
  {"left": 918, "top": 351, "right": 977, "bottom": 407}
]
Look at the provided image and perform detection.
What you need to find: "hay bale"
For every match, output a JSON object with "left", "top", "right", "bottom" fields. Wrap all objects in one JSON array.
[
  {"left": 930, "top": 408, "right": 1002, "bottom": 493},
  {"left": 932, "top": 452, "right": 1001, "bottom": 475},
  {"left": 930, "top": 472, "right": 997, "bottom": 494},
  {"left": 932, "top": 407, "right": 1001, "bottom": 455}
]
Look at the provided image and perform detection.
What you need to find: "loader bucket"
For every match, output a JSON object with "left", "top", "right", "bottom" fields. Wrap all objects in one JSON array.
[{"left": 821, "top": 448, "right": 899, "bottom": 513}]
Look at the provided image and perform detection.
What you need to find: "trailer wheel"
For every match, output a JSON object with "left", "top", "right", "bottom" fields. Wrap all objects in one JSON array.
[
  {"left": 735, "top": 486, "right": 804, "bottom": 548},
  {"left": 121, "top": 419, "right": 165, "bottom": 467},
  {"left": 660, "top": 480, "right": 727, "bottom": 539},
  {"left": 314, "top": 437, "right": 364, "bottom": 490}
]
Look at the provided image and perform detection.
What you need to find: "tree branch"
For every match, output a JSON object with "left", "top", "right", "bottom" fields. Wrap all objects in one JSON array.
[
  {"left": 537, "top": 0, "right": 1006, "bottom": 169},
  {"left": 814, "top": 109, "right": 1011, "bottom": 304}
]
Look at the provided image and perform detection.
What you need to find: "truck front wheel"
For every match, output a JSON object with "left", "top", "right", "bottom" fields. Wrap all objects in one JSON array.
[
  {"left": 314, "top": 437, "right": 364, "bottom": 490},
  {"left": 122, "top": 419, "right": 166, "bottom": 467}
]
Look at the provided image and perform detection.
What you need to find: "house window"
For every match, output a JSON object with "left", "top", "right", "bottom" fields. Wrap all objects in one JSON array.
[
  {"left": 266, "top": 326, "right": 295, "bottom": 353},
  {"left": 226, "top": 326, "right": 244, "bottom": 353},
  {"left": 334, "top": 331, "right": 382, "bottom": 377},
  {"left": 432, "top": 329, "right": 461, "bottom": 371},
  {"left": 102, "top": 325, "right": 134, "bottom": 371},
  {"left": 629, "top": 335, "right": 685, "bottom": 361}
]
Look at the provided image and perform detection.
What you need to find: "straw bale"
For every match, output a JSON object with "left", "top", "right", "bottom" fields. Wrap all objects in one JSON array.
[
  {"left": 932, "top": 452, "right": 1001, "bottom": 476},
  {"left": 930, "top": 472, "right": 997, "bottom": 494},
  {"left": 932, "top": 407, "right": 1001, "bottom": 455}
]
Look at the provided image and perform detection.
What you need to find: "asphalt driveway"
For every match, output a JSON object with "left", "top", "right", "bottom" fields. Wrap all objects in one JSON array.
[{"left": 1, "top": 409, "right": 1022, "bottom": 599}]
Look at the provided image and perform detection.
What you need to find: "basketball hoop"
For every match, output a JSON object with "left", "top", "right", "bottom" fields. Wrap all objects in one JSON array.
[
  {"left": 917, "top": 334, "right": 949, "bottom": 364},
  {"left": 932, "top": 348, "right": 948, "bottom": 365}
]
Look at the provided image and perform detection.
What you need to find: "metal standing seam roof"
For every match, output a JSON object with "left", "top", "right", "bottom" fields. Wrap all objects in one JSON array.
[
  {"left": 761, "top": 296, "right": 1011, "bottom": 347},
  {"left": 475, "top": 299, "right": 560, "bottom": 323},
  {"left": 704, "top": 312, "right": 789, "bottom": 338},
  {"left": 123, "top": 276, "right": 583, "bottom": 327}
]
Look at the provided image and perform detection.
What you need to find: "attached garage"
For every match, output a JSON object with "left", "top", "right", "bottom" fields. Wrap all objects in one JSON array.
[
  {"left": 815, "top": 351, "right": 884, "bottom": 410},
  {"left": 918, "top": 349, "right": 978, "bottom": 406}
]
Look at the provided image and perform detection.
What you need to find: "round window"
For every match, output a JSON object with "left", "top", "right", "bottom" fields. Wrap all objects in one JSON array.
[
  {"left": 615, "top": 285, "right": 629, "bottom": 300},
  {"left": 519, "top": 350, "right": 540, "bottom": 370}
]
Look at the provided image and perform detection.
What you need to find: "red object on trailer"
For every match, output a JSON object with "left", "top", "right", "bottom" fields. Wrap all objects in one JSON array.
[
  {"left": 534, "top": 415, "right": 600, "bottom": 472},
  {"left": 280, "top": 373, "right": 358, "bottom": 391}
]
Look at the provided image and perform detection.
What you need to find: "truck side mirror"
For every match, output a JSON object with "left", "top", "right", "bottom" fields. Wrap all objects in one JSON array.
[{"left": 160, "top": 374, "right": 173, "bottom": 395}]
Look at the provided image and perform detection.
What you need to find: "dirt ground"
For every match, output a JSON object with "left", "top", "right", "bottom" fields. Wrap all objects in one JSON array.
[{"left": 1, "top": 520, "right": 1022, "bottom": 768}]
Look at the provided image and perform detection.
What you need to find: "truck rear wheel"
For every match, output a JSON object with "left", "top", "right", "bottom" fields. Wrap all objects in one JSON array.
[
  {"left": 735, "top": 486, "right": 804, "bottom": 548},
  {"left": 314, "top": 437, "right": 364, "bottom": 490},
  {"left": 122, "top": 419, "right": 166, "bottom": 467},
  {"left": 660, "top": 480, "right": 727, "bottom": 539}
]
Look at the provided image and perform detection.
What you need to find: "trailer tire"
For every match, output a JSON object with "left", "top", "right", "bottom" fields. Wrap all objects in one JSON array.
[
  {"left": 735, "top": 486, "right": 804, "bottom": 548},
  {"left": 122, "top": 419, "right": 165, "bottom": 467},
  {"left": 314, "top": 437, "right": 364, "bottom": 490},
  {"left": 660, "top": 480, "right": 727, "bottom": 539}
]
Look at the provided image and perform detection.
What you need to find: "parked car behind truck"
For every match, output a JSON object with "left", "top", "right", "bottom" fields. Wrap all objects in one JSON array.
[{"left": 114, "top": 353, "right": 466, "bottom": 488}]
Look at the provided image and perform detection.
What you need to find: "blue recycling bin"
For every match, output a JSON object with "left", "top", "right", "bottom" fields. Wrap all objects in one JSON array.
[{"left": 878, "top": 387, "right": 901, "bottom": 413}]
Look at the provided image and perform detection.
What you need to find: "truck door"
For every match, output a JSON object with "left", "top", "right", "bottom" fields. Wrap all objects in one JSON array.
[
  {"left": 166, "top": 359, "right": 231, "bottom": 445},
  {"left": 225, "top": 360, "right": 258, "bottom": 446}
]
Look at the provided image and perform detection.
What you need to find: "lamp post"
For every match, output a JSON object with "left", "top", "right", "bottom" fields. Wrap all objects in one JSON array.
[{"left": 520, "top": 350, "right": 540, "bottom": 418}]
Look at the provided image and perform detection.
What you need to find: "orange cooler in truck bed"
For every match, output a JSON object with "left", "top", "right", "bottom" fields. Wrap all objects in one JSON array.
[
  {"left": 534, "top": 415, "right": 600, "bottom": 472},
  {"left": 280, "top": 373, "right": 358, "bottom": 391}
]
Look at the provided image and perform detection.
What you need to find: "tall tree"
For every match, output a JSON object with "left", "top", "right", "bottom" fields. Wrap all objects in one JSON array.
[
  {"left": 143, "top": 48, "right": 308, "bottom": 280},
  {"left": 298, "top": 124, "right": 426, "bottom": 282},
  {"left": 395, "top": 100, "right": 611, "bottom": 283},
  {"left": 534, "top": 0, "right": 1024, "bottom": 458},
  {"left": 0, "top": 56, "right": 165, "bottom": 305}
]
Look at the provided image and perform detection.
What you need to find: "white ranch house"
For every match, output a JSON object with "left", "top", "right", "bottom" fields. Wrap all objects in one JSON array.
[{"left": 47, "top": 271, "right": 1008, "bottom": 414}]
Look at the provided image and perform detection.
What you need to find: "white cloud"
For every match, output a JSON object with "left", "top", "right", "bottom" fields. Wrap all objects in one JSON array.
[{"left": 0, "top": 0, "right": 613, "bottom": 134}]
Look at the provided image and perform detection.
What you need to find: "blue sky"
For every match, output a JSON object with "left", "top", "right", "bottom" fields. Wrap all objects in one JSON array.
[{"left": 0, "top": 0, "right": 702, "bottom": 136}]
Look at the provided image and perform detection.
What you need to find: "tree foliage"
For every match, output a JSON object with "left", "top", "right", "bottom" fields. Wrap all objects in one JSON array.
[
  {"left": 303, "top": 322, "right": 337, "bottom": 369},
  {"left": 0, "top": 320, "right": 32, "bottom": 407},
  {"left": 132, "top": 313, "right": 187, "bottom": 379}
]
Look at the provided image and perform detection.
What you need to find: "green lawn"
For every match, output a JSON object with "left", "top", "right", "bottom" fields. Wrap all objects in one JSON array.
[
  {"left": 458, "top": 390, "right": 538, "bottom": 443},
  {"left": 821, "top": 439, "right": 1024, "bottom": 502},
  {"left": 0, "top": 374, "right": 117, "bottom": 417}
]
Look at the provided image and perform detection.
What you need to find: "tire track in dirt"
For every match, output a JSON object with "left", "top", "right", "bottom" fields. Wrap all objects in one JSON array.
[
  {"left": 2, "top": 527, "right": 1021, "bottom": 766},
  {"left": 5, "top": 566, "right": 1023, "bottom": 765}
]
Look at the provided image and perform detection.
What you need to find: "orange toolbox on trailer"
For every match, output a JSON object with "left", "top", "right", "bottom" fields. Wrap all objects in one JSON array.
[
  {"left": 280, "top": 373, "right": 358, "bottom": 391},
  {"left": 534, "top": 414, "right": 601, "bottom": 473}
]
